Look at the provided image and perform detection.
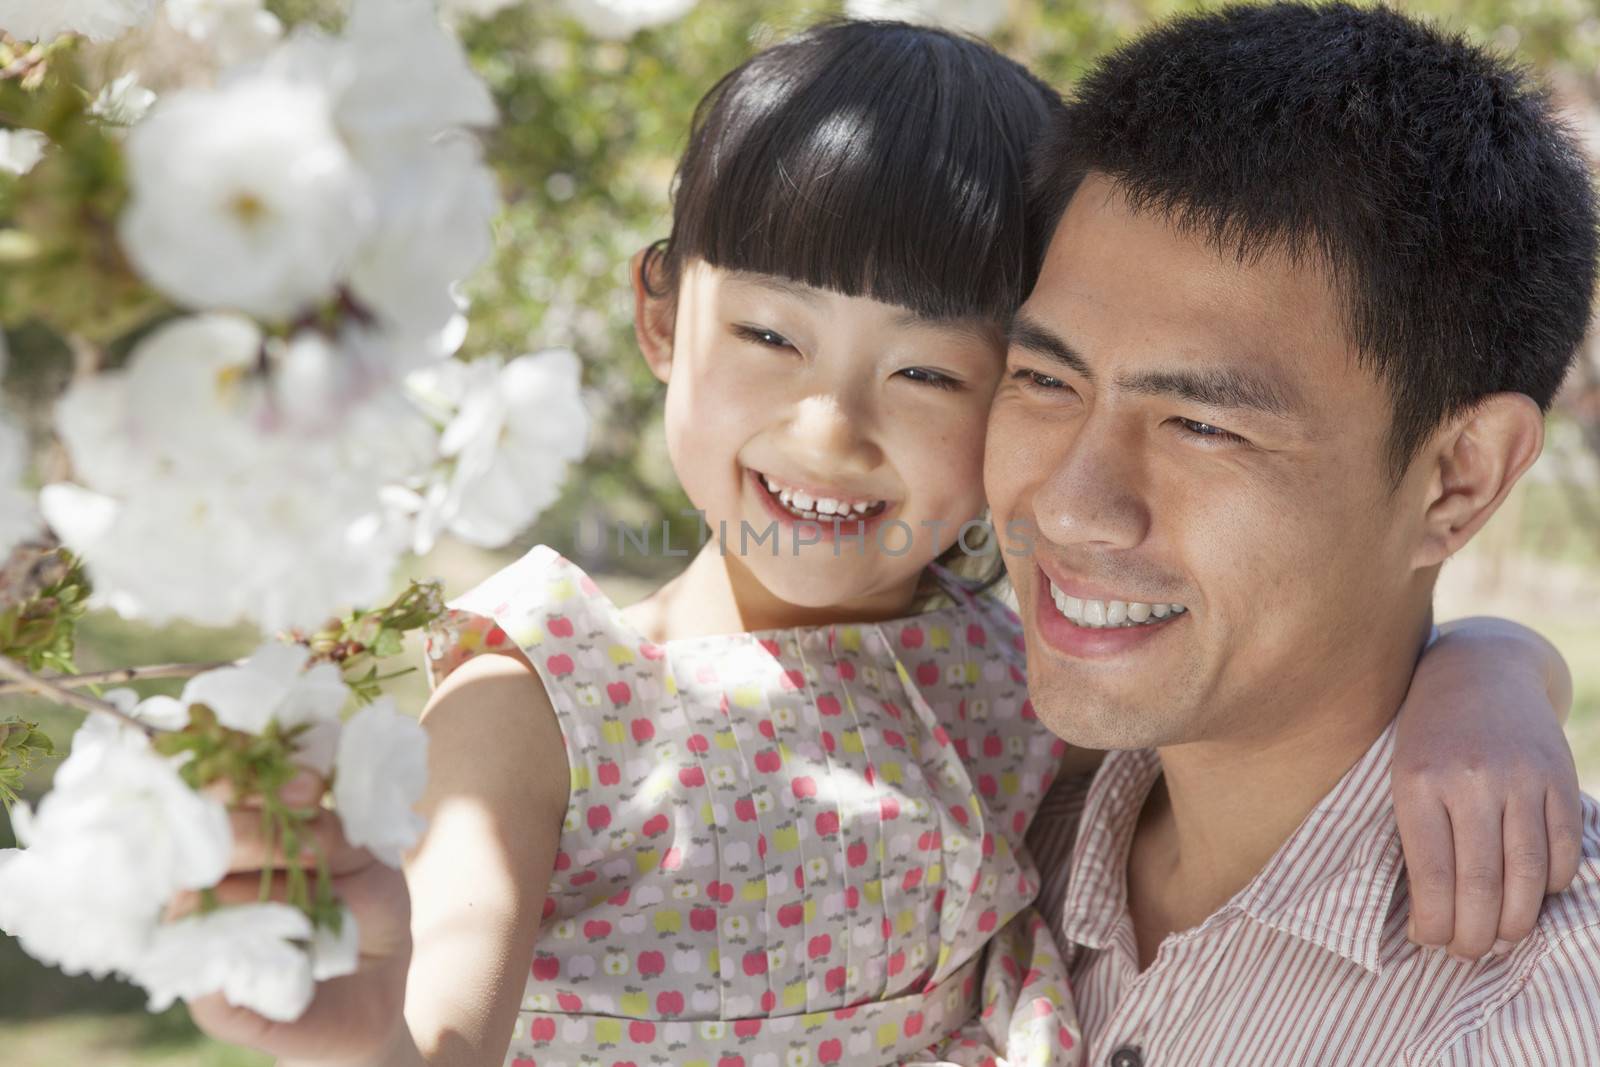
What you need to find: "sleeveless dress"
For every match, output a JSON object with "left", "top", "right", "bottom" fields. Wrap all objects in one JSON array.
[{"left": 424, "top": 546, "right": 1082, "bottom": 1067}]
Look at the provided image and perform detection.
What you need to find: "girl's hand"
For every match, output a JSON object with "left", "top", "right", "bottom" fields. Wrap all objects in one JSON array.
[
  {"left": 1392, "top": 618, "right": 1581, "bottom": 962},
  {"left": 174, "top": 773, "right": 420, "bottom": 1067}
]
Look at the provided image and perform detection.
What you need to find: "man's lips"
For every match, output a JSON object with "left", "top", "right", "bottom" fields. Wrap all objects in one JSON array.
[{"left": 1031, "top": 567, "right": 1185, "bottom": 659}]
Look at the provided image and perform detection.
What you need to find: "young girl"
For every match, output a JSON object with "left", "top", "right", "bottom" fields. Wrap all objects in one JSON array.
[{"left": 193, "top": 20, "right": 1580, "bottom": 1067}]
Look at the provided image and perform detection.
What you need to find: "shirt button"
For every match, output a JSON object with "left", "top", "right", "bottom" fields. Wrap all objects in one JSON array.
[{"left": 1109, "top": 1048, "right": 1144, "bottom": 1067}]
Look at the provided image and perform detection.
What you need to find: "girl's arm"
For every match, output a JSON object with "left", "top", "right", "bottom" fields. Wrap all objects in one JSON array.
[
  {"left": 1392, "top": 616, "right": 1581, "bottom": 963},
  {"left": 190, "top": 650, "right": 569, "bottom": 1067},
  {"left": 389, "top": 651, "right": 569, "bottom": 1066}
]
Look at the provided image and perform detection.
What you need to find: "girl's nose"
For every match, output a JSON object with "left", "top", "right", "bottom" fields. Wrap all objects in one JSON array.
[{"left": 784, "top": 394, "right": 885, "bottom": 475}]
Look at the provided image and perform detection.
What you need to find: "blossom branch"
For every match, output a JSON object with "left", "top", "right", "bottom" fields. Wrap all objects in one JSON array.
[
  {"left": 0, "top": 660, "right": 237, "bottom": 696},
  {"left": 0, "top": 45, "right": 46, "bottom": 83},
  {"left": 0, "top": 654, "right": 155, "bottom": 734}
]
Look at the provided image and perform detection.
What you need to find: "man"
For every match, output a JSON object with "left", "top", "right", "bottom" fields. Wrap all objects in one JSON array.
[{"left": 993, "top": 4, "right": 1600, "bottom": 1063}]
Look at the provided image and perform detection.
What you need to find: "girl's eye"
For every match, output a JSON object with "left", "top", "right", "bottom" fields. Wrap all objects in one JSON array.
[
  {"left": 732, "top": 324, "right": 794, "bottom": 350},
  {"left": 898, "top": 367, "right": 963, "bottom": 391},
  {"left": 1175, "top": 417, "right": 1249, "bottom": 445},
  {"left": 1010, "top": 368, "right": 1067, "bottom": 391}
]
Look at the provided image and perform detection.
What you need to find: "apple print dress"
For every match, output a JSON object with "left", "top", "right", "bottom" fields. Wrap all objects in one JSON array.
[{"left": 424, "top": 546, "right": 1082, "bottom": 1067}]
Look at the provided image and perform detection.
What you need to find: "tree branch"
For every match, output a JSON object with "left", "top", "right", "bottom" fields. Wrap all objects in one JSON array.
[
  {"left": 0, "top": 660, "right": 235, "bottom": 696},
  {"left": 0, "top": 655, "right": 156, "bottom": 734}
]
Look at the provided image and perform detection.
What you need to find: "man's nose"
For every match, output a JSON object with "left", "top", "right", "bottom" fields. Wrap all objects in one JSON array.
[
  {"left": 783, "top": 393, "right": 885, "bottom": 474},
  {"left": 1032, "top": 421, "right": 1151, "bottom": 550}
]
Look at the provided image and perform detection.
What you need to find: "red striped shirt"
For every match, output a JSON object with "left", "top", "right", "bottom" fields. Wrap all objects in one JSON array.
[{"left": 1026, "top": 723, "right": 1600, "bottom": 1065}]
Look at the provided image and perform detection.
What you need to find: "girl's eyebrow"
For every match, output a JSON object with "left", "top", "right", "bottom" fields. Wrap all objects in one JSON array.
[
  {"left": 892, "top": 309, "right": 1000, "bottom": 346},
  {"left": 724, "top": 271, "right": 823, "bottom": 305}
]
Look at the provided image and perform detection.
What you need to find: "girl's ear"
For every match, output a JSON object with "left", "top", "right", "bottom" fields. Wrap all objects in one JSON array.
[{"left": 632, "top": 247, "right": 675, "bottom": 383}]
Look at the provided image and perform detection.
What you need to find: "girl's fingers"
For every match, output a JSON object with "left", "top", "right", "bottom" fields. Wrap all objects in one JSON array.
[
  {"left": 200, "top": 769, "right": 327, "bottom": 809},
  {"left": 1547, "top": 784, "right": 1584, "bottom": 895},
  {"left": 186, "top": 956, "right": 408, "bottom": 1064},
  {"left": 1445, "top": 798, "right": 1505, "bottom": 961},
  {"left": 1394, "top": 788, "right": 1454, "bottom": 946},
  {"left": 224, "top": 809, "right": 369, "bottom": 876},
  {"left": 176, "top": 862, "right": 409, "bottom": 955},
  {"left": 180, "top": 860, "right": 412, "bottom": 1061},
  {"left": 1495, "top": 790, "right": 1549, "bottom": 949}
]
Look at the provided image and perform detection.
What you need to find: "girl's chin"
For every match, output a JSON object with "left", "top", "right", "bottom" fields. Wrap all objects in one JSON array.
[{"left": 739, "top": 553, "right": 926, "bottom": 609}]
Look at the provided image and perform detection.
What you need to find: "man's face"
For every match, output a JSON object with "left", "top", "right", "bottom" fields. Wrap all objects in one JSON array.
[{"left": 986, "top": 176, "right": 1435, "bottom": 750}]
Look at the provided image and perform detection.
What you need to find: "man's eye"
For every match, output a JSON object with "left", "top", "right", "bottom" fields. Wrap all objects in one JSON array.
[
  {"left": 732, "top": 324, "right": 793, "bottom": 350},
  {"left": 1010, "top": 368, "right": 1066, "bottom": 391},
  {"left": 1175, "top": 417, "right": 1248, "bottom": 445},
  {"left": 898, "top": 367, "right": 962, "bottom": 391}
]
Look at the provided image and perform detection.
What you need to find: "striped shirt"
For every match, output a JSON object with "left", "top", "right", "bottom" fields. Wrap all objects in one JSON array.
[{"left": 1026, "top": 723, "right": 1600, "bottom": 1066}]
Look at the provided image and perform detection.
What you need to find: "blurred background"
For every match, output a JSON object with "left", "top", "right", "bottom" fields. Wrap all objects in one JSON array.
[{"left": 2, "top": 0, "right": 1598, "bottom": 1062}]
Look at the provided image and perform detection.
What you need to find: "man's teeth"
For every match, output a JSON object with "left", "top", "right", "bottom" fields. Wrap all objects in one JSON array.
[
  {"left": 762, "top": 474, "right": 884, "bottom": 521},
  {"left": 1048, "top": 580, "right": 1185, "bottom": 629}
]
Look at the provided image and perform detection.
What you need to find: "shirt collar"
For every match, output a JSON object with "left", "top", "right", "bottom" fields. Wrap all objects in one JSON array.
[
  {"left": 1235, "top": 722, "right": 1406, "bottom": 974},
  {"left": 1057, "top": 722, "right": 1407, "bottom": 975},
  {"left": 1057, "top": 746, "right": 1162, "bottom": 951}
]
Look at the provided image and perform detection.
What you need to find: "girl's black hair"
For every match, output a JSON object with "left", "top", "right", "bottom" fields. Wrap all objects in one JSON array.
[{"left": 644, "top": 19, "right": 1065, "bottom": 324}]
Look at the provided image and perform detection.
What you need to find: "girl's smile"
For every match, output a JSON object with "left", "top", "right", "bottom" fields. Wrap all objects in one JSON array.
[{"left": 747, "top": 468, "right": 896, "bottom": 541}]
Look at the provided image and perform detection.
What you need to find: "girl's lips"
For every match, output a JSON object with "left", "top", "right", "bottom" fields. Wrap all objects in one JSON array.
[
  {"left": 1032, "top": 567, "right": 1182, "bottom": 659},
  {"left": 747, "top": 468, "right": 897, "bottom": 541}
]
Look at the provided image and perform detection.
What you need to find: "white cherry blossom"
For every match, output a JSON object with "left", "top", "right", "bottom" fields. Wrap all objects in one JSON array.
[
  {"left": 180, "top": 642, "right": 350, "bottom": 736},
  {"left": 844, "top": 0, "right": 1006, "bottom": 35},
  {"left": 164, "top": 0, "right": 283, "bottom": 65},
  {"left": 120, "top": 74, "right": 374, "bottom": 321},
  {"left": 0, "top": 0, "right": 156, "bottom": 42},
  {"left": 0, "top": 128, "right": 47, "bottom": 175},
  {"left": 334, "top": 699, "right": 428, "bottom": 866},
  {"left": 404, "top": 349, "right": 589, "bottom": 553},
  {"left": 561, "top": 0, "right": 698, "bottom": 39},
  {"left": 0, "top": 719, "right": 231, "bottom": 978},
  {"left": 134, "top": 903, "right": 316, "bottom": 1021}
]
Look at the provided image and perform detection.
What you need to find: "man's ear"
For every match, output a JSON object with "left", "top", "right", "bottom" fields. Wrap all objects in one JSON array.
[
  {"left": 1412, "top": 393, "right": 1544, "bottom": 569},
  {"left": 631, "top": 247, "right": 675, "bottom": 384}
]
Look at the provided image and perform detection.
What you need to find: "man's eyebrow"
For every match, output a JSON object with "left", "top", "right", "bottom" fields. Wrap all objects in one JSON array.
[
  {"left": 1006, "top": 313, "right": 1094, "bottom": 380},
  {"left": 1119, "top": 367, "right": 1299, "bottom": 420},
  {"left": 725, "top": 271, "right": 822, "bottom": 305}
]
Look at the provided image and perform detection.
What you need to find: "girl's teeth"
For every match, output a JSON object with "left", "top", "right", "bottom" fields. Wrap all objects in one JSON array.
[
  {"left": 1048, "top": 580, "right": 1186, "bottom": 629},
  {"left": 760, "top": 473, "right": 885, "bottom": 521}
]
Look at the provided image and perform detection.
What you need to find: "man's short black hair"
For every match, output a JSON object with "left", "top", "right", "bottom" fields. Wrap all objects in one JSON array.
[
  {"left": 1029, "top": 1, "right": 1599, "bottom": 477},
  {"left": 648, "top": 19, "right": 1064, "bottom": 323}
]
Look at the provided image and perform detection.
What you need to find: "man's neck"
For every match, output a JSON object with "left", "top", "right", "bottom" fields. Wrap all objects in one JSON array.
[{"left": 1125, "top": 617, "right": 1432, "bottom": 968}]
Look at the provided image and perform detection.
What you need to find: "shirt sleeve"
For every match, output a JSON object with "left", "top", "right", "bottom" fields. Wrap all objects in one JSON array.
[{"left": 1426, "top": 930, "right": 1600, "bottom": 1066}]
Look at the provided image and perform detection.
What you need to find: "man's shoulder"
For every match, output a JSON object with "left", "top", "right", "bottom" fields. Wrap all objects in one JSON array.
[
  {"left": 1528, "top": 789, "right": 1600, "bottom": 942},
  {"left": 1419, "top": 793, "right": 1600, "bottom": 1065}
]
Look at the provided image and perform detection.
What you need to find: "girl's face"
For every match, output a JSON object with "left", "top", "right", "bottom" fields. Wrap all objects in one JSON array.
[{"left": 640, "top": 259, "right": 1003, "bottom": 615}]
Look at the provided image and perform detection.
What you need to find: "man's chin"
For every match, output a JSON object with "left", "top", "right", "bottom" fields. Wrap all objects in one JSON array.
[{"left": 1024, "top": 666, "right": 1186, "bottom": 752}]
